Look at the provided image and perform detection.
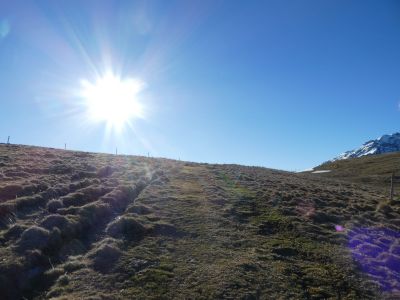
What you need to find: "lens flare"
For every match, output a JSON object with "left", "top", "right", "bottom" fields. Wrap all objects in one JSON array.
[
  {"left": 348, "top": 227, "right": 400, "bottom": 292},
  {"left": 0, "top": 19, "right": 10, "bottom": 39},
  {"left": 335, "top": 224, "right": 345, "bottom": 232},
  {"left": 80, "top": 72, "right": 145, "bottom": 131}
]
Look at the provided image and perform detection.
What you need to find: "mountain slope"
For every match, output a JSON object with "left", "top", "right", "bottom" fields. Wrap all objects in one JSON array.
[
  {"left": 0, "top": 144, "right": 399, "bottom": 299},
  {"left": 312, "top": 151, "right": 400, "bottom": 193},
  {"left": 333, "top": 132, "right": 400, "bottom": 161}
]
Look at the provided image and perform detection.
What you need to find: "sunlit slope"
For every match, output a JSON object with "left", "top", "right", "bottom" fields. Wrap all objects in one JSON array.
[
  {"left": 312, "top": 152, "right": 400, "bottom": 190},
  {"left": 0, "top": 144, "right": 399, "bottom": 299}
]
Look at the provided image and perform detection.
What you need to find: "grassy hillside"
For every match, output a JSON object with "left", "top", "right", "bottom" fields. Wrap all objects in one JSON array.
[
  {"left": 0, "top": 144, "right": 399, "bottom": 299},
  {"left": 311, "top": 152, "right": 400, "bottom": 193}
]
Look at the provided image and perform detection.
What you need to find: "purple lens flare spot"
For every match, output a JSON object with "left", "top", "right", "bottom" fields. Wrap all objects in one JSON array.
[
  {"left": 335, "top": 224, "right": 345, "bottom": 232},
  {"left": 348, "top": 227, "right": 400, "bottom": 293}
]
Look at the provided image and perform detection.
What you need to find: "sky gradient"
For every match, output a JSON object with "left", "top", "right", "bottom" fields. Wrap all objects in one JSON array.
[{"left": 1, "top": 0, "right": 400, "bottom": 171}]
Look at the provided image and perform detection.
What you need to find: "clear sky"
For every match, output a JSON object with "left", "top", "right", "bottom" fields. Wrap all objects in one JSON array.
[{"left": 1, "top": 0, "right": 400, "bottom": 171}]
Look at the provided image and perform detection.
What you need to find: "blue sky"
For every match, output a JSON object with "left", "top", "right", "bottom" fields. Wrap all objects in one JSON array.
[{"left": 1, "top": 0, "right": 400, "bottom": 171}]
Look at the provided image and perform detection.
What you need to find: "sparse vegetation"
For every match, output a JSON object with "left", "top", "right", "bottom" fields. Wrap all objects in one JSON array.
[
  {"left": 312, "top": 151, "right": 400, "bottom": 194},
  {"left": 0, "top": 144, "right": 398, "bottom": 299}
]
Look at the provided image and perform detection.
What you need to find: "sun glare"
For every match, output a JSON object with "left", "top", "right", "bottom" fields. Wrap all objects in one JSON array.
[{"left": 80, "top": 73, "right": 145, "bottom": 130}]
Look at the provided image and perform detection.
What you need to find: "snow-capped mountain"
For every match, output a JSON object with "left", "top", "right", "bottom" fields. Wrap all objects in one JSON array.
[{"left": 332, "top": 132, "right": 400, "bottom": 161}]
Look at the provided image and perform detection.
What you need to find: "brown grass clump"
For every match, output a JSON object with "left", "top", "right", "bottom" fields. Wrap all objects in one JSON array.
[
  {"left": 4, "top": 224, "right": 28, "bottom": 240},
  {"left": 40, "top": 214, "right": 70, "bottom": 230},
  {"left": 61, "top": 186, "right": 110, "bottom": 208},
  {"left": 97, "top": 165, "right": 114, "bottom": 177},
  {"left": 15, "top": 194, "right": 45, "bottom": 210},
  {"left": 46, "top": 199, "right": 64, "bottom": 213},
  {"left": 60, "top": 192, "right": 87, "bottom": 207},
  {"left": 106, "top": 215, "right": 147, "bottom": 240},
  {"left": 18, "top": 226, "right": 50, "bottom": 251},
  {"left": 78, "top": 202, "right": 113, "bottom": 229},
  {"left": 62, "top": 258, "right": 86, "bottom": 273},
  {"left": 88, "top": 239, "right": 122, "bottom": 272},
  {"left": 101, "top": 185, "right": 137, "bottom": 211},
  {"left": 40, "top": 214, "right": 78, "bottom": 239}
]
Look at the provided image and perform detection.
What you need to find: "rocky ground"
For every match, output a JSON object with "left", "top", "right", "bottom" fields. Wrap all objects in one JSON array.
[{"left": 0, "top": 144, "right": 399, "bottom": 299}]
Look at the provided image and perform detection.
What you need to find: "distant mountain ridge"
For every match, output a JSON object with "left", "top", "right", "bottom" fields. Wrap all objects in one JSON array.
[{"left": 332, "top": 132, "right": 400, "bottom": 161}]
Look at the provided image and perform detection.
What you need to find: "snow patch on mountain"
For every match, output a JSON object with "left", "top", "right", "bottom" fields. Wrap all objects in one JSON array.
[
  {"left": 332, "top": 132, "right": 400, "bottom": 161},
  {"left": 312, "top": 170, "right": 331, "bottom": 174}
]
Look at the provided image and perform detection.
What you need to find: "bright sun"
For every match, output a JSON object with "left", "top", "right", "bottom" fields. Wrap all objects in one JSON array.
[{"left": 80, "top": 73, "right": 145, "bottom": 130}]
